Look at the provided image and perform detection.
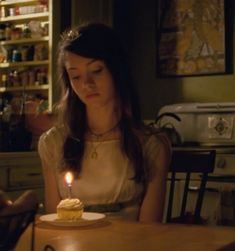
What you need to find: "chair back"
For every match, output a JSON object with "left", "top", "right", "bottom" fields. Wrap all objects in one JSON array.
[
  {"left": 0, "top": 208, "right": 37, "bottom": 251},
  {"left": 166, "top": 149, "right": 216, "bottom": 224}
]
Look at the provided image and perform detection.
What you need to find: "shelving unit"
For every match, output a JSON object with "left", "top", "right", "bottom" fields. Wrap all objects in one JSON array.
[
  {"left": 0, "top": 0, "right": 53, "bottom": 111},
  {"left": 0, "top": 0, "right": 61, "bottom": 210},
  {"left": 0, "top": 35, "right": 49, "bottom": 44}
]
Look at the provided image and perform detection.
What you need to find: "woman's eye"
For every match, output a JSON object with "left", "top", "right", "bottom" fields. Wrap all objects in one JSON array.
[
  {"left": 71, "top": 76, "right": 80, "bottom": 80},
  {"left": 92, "top": 67, "right": 103, "bottom": 74}
]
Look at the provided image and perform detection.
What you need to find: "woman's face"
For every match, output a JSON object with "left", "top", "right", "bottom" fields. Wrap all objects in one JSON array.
[{"left": 64, "top": 52, "right": 117, "bottom": 109}]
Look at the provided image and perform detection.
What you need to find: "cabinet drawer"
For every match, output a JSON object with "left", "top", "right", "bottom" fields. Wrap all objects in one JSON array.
[
  {"left": 214, "top": 154, "right": 235, "bottom": 175},
  {"left": 7, "top": 166, "right": 43, "bottom": 190}
]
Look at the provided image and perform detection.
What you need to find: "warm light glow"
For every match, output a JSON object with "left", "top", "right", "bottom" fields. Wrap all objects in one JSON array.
[{"left": 65, "top": 172, "right": 74, "bottom": 186}]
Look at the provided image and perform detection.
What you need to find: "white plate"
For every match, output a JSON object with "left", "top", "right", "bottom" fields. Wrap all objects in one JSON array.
[{"left": 39, "top": 212, "right": 106, "bottom": 227}]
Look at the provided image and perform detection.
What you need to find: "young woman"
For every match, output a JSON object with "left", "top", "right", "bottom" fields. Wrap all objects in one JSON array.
[{"left": 38, "top": 22, "right": 171, "bottom": 223}]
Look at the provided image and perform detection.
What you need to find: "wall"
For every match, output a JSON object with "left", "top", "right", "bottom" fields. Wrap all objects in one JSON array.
[
  {"left": 118, "top": 0, "right": 235, "bottom": 119},
  {"left": 71, "top": 0, "right": 113, "bottom": 26},
  {"left": 71, "top": 0, "right": 235, "bottom": 120}
]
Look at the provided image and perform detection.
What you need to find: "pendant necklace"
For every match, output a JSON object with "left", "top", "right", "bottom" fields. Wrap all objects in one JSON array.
[
  {"left": 90, "top": 141, "right": 103, "bottom": 159},
  {"left": 88, "top": 122, "right": 119, "bottom": 159}
]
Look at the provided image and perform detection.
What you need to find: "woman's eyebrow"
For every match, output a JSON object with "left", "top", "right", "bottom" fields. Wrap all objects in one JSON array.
[{"left": 87, "top": 59, "right": 98, "bottom": 65}]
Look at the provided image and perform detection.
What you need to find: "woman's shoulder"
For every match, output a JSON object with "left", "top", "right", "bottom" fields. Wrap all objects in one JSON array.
[
  {"left": 140, "top": 126, "right": 172, "bottom": 155},
  {"left": 38, "top": 126, "right": 65, "bottom": 161},
  {"left": 140, "top": 126, "right": 172, "bottom": 179},
  {"left": 38, "top": 125, "right": 65, "bottom": 150}
]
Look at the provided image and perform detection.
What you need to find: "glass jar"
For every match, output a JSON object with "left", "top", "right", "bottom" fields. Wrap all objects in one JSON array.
[{"left": 22, "top": 24, "right": 31, "bottom": 38}]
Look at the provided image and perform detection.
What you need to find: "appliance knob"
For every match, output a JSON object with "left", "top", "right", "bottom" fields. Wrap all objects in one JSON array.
[{"left": 216, "top": 158, "right": 226, "bottom": 169}]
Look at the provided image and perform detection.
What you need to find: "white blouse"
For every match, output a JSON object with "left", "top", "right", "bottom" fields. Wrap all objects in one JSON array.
[{"left": 38, "top": 126, "right": 167, "bottom": 220}]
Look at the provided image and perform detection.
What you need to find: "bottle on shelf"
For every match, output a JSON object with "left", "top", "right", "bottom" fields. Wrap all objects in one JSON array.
[
  {"left": 27, "top": 45, "right": 34, "bottom": 61},
  {"left": 11, "top": 27, "right": 22, "bottom": 40},
  {"left": 12, "top": 49, "right": 22, "bottom": 62},
  {"left": 8, "top": 71, "right": 14, "bottom": 87},
  {"left": 5, "top": 23, "right": 12, "bottom": 40},
  {"left": 1, "top": 73, "right": 7, "bottom": 87},
  {"left": 0, "top": 23, "right": 6, "bottom": 41},
  {"left": 0, "top": 44, "right": 7, "bottom": 63},
  {"left": 28, "top": 68, "right": 35, "bottom": 86},
  {"left": 12, "top": 70, "right": 20, "bottom": 87},
  {"left": 0, "top": 6, "right": 6, "bottom": 18}
]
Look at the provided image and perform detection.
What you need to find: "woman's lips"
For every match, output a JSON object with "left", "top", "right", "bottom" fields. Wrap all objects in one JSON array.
[{"left": 86, "top": 93, "right": 99, "bottom": 99}]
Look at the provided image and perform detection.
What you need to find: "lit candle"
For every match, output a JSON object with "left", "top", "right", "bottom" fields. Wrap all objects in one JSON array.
[{"left": 65, "top": 171, "right": 74, "bottom": 198}]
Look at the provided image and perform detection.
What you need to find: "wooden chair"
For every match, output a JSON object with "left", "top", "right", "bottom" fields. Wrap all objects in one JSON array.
[
  {"left": 166, "top": 149, "right": 216, "bottom": 224},
  {"left": 0, "top": 208, "right": 37, "bottom": 251}
]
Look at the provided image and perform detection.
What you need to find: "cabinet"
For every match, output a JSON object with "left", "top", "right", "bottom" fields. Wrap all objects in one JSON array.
[
  {"left": 0, "top": 0, "right": 55, "bottom": 114},
  {"left": 0, "top": 151, "right": 45, "bottom": 212}
]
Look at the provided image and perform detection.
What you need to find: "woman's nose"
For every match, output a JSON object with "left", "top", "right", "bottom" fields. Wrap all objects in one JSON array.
[{"left": 82, "top": 73, "right": 95, "bottom": 88}]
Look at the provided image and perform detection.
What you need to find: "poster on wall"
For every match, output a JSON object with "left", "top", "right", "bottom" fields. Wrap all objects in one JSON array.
[{"left": 156, "top": 0, "right": 232, "bottom": 77}]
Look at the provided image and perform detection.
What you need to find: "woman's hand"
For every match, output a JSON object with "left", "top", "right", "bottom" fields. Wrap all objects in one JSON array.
[
  {"left": 0, "top": 190, "right": 38, "bottom": 216},
  {"left": 0, "top": 190, "right": 12, "bottom": 210}
]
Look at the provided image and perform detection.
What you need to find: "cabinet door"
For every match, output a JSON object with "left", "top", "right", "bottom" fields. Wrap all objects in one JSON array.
[
  {"left": 0, "top": 151, "right": 45, "bottom": 212},
  {"left": 0, "top": 151, "right": 43, "bottom": 189}
]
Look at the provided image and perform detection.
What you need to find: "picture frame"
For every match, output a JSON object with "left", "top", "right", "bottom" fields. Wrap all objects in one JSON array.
[{"left": 156, "top": 0, "right": 233, "bottom": 77}]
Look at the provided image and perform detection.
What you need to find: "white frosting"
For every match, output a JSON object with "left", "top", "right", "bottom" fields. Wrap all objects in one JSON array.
[{"left": 57, "top": 198, "right": 84, "bottom": 210}]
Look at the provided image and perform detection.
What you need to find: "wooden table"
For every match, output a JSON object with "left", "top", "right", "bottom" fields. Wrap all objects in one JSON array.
[{"left": 15, "top": 216, "right": 235, "bottom": 251}]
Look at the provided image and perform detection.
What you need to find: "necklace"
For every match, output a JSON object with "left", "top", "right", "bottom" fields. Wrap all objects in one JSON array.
[
  {"left": 90, "top": 141, "right": 103, "bottom": 159},
  {"left": 88, "top": 122, "right": 119, "bottom": 159}
]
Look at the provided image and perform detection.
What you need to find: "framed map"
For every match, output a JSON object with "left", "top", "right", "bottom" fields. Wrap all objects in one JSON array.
[{"left": 156, "top": 0, "right": 232, "bottom": 77}]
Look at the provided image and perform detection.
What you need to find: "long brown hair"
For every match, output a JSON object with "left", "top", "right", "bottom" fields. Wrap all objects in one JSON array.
[{"left": 57, "top": 23, "right": 146, "bottom": 182}]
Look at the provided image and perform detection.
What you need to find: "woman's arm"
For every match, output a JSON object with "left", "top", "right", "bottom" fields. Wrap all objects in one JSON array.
[
  {"left": 41, "top": 158, "right": 61, "bottom": 213},
  {"left": 0, "top": 190, "right": 38, "bottom": 216},
  {"left": 0, "top": 190, "right": 11, "bottom": 210},
  {"left": 38, "top": 131, "right": 61, "bottom": 214},
  {"left": 139, "top": 135, "right": 171, "bottom": 223}
]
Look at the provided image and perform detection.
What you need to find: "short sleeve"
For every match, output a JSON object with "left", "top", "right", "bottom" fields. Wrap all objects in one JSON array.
[
  {"left": 143, "top": 133, "right": 172, "bottom": 181},
  {"left": 38, "top": 126, "right": 64, "bottom": 167}
]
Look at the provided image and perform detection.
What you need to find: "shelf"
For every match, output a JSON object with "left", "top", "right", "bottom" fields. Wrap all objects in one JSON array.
[
  {"left": 0, "top": 36, "right": 49, "bottom": 45},
  {"left": 0, "top": 60, "right": 49, "bottom": 68},
  {"left": 0, "top": 84, "right": 49, "bottom": 92},
  {"left": 0, "top": 0, "right": 40, "bottom": 6},
  {"left": 0, "top": 12, "right": 49, "bottom": 22},
  {"left": 0, "top": 0, "right": 54, "bottom": 111}
]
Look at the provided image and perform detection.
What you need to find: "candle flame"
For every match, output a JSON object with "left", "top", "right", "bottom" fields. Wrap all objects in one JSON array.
[{"left": 65, "top": 171, "right": 74, "bottom": 186}]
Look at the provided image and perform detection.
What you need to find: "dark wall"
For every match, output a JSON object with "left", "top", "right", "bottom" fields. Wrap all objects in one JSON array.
[
  {"left": 71, "top": 0, "right": 235, "bottom": 120},
  {"left": 113, "top": 0, "right": 235, "bottom": 120}
]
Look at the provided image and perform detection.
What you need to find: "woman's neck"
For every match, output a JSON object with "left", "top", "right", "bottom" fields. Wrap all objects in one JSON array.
[{"left": 86, "top": 105, "right": 120, "bottom": 135}]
